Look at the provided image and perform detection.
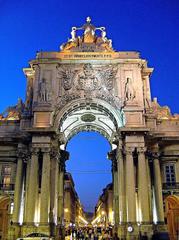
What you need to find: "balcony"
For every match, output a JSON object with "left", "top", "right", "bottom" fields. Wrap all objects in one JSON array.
[
  {"left": 0, "top": 184, "right": 15, "bottom": 191},
  {"left": 163, "top": 182, "right": 179, "bottom": 190}
]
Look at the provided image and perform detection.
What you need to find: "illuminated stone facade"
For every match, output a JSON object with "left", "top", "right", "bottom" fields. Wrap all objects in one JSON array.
[{"left": 0, "top": 17, "right": 179, "bottom": 240}]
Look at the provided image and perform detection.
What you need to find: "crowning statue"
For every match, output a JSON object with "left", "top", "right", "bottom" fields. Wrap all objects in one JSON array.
[{"left": 60, "top": 17, "right": 114, "bottom": 52}]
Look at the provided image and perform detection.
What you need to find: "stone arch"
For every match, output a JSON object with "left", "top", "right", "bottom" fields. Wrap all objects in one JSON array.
[
  {"left": 0, "top": 196, "right": 10, "bottom": 240},
  {"left": 165, "top": 195, "right": 179, "bottom": 240},
  {"left": 53, "top": 98, "right": 124, "bottom": 145}
]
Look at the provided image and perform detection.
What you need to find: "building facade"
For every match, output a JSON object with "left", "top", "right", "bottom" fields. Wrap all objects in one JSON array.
[
  {"left": 64, "top": 172, "right": 87, "bottom": 228},
  {"left": 93, "top": 183, "right": 113, "bottom": 227},
  {"left": 0, "top": 17, "right": 179, "bottom": 240}
]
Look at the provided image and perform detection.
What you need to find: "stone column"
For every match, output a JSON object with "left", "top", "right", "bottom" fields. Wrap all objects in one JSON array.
[
  {"left": 117, "top": 143, "right": 126, "bottom": 223},
  {"left": 12, "top": 151, "right": 24, "bottom": 223},
  {"left": 153, "top": 152, "right": 164, "bottom": 222},
  {"left": 40, "top": 147, "right": 51, "bottom": 224},
  {"left": 25, "top": 148, "right": 39, "bottom": 223},
  {"left": 137, "top": 147, "right": 150, "bottom": 222},
  {"left": 58, "top": 168, "right": 64, "bottom": 225},
  {"left": 125, "top": 147, "right": 136, "bottom": 222},
  {"left": 49, "top": 148, "right": 59, "bottom": 236},
  {"left": 108, "top": 149, "right": 119, "bottom": 227},
  {"left": 113, "top": 157, "right": 119, "bottom": 227},
  {"left": 23, "top": 159, "right": 30, "bottom": 222},
  {"left": 57, "top": 150, "right": 69, "bottom": 226}
]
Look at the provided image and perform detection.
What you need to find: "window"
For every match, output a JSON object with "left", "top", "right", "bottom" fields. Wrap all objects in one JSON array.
[
  {"left": 1, "top": 165, "right": 12, "bottom": 187},
  {"left": 164, "top": 164, "right": 176, "bottom": 184}
]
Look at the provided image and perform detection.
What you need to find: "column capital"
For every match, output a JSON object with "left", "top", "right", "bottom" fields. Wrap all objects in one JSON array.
[
  {"left": 124, "top": 146, "right": 135, "bottom": 155},
  {"left": 50, "top": 147, "right": 60, "bottom": 160},
  {"left": 41, "top": 147, "right": 51, "bottom": 153},
  {"left": 30, "top": 147, "right": 39, "bottom": 155},
  {"left": 137, "top": 147, "right": 146, "bottom": 155},
  {"left": 146, "top": 150, "right": 160, "bottom": 160},
  {"left": 17, "top": 148, "right": 30, "bottom": 162}
]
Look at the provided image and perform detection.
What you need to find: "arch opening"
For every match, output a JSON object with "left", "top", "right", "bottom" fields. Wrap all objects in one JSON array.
[
  {"left": 65, "top": 131, "right": 113, "bottom": 227},
  {"left": 57, "top": 98, "right": 124, "bottom": 145}
]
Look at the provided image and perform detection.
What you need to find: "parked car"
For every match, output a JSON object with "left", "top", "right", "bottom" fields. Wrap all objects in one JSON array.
[{"left": 17, "top": 232, "right": 54, "bottom": 240}]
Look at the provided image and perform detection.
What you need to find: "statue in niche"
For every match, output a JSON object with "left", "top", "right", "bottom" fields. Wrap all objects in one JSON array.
[
  {"left": 39, "top": 78, "right": 50, "bottom": 102},
  {"left": 124, "top": 77, "right": 136, "bottom": 101}
]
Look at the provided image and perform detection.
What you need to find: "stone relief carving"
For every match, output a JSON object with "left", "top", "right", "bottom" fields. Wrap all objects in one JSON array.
[
  {"left": 57, "top": 67, "right": 77, "bottom": 91},
  {"left": 98, "top": 66, "right": 118, "bottom": 90},
  {"left": 55, "top": 64, "right": 122, "bottom": 110},
  {"left": 124, "top": 77, "right": 136, "bottom": 101},
  {"left": 57, "top": 64, "right": 118, "bottom": 94},
  {"left": 76, "top": 64, "right": 100, "bottom": 91}
]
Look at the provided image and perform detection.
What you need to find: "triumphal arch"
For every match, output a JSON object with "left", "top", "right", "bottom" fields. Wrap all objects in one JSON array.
[{"left": 0, "top": 17, "right": 179, "bottom": 240}]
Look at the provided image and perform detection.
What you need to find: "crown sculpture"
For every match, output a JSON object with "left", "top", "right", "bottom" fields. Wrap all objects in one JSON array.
[{"left": 60, "top": 17, "right": 114, "bottom": 52}]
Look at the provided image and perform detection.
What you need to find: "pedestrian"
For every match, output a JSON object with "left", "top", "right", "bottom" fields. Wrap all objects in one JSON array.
[
  {"left": 141, "top": 232, "right": 148, "bottom": 240},
  {"left": 112, "top": 233, "right": 119, "bottom": 240}
]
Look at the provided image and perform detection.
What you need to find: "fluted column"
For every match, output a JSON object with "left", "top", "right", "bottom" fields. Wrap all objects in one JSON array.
[
  {"left": 125, "top": 147, "right": 136, "bottom": 222},
  {"left": 12, "top": 150, "right": 24, "bottom": 223},
  {"left": 117, "top": 142, "right": 126, "bottom": 223},
  {"left": 40, "top": 147, "right": 51, "bottom": 224},
  {"left": 137, "top": 147, "right": 150, "bottom": 222},
  {"left": 26, "top": 147, "right": 39, "bottom": 223},
  {"left": 153, "top": 152, "right": 164, "bottom": 222}
]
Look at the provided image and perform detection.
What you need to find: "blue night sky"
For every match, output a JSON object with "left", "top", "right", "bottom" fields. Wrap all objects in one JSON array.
[{"left": 0, "top": 0, "right": 179, "bottom": 212}]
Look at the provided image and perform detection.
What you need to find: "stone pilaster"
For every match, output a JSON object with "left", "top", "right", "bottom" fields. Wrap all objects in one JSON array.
[
  {"left": 25, "top": 147, "right": 39, "bottom": 223},
  {"left": 12, "top": 150, "right": 24, "bottom": 223},
  {"left": 40, "top": 147, "right": 51, "bottom": 224},
  {"left": 137, "top": 147, "right": 150, "bottom": 222},
  {"left": 152, "top": 152, "right": 164, "bottom": 223},
  {"left": 125, "top": 147, "right": 136, "bottom": 222}
]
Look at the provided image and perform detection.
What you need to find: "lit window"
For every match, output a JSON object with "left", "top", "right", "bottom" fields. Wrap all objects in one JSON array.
[
  {"left": 164, "top": 164, "right": 176, "bottom": 184},
  {"left": 1, "top": 165, "right": 12, "bottom": 186},
  {"left": 3, "top": 176, "right": 11, "bottom": 186}
]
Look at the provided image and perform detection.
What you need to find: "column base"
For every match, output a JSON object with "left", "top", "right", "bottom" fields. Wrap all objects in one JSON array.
[
  {"left": 139, "top": 223, "right": 153, "bottom": 239},
  {"left": 153, "top": 222, "right": 169, "bottom": 239},
  {"left": 8, "top": 223, "right": 21, "bottom": 240},
  {"left": 118, "top": 224, "right": 126, "bottom": 239},
  {"left": 117, "top": 223, "right": 154, "bottom": 240},
  {"left": 21, "top": 223, "right": 51, "bottom": 237}
]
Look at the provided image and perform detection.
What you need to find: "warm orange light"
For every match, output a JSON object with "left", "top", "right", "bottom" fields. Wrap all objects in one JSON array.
[{"left": 64, "top": 208, "right": 69, "bottom": 213}]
